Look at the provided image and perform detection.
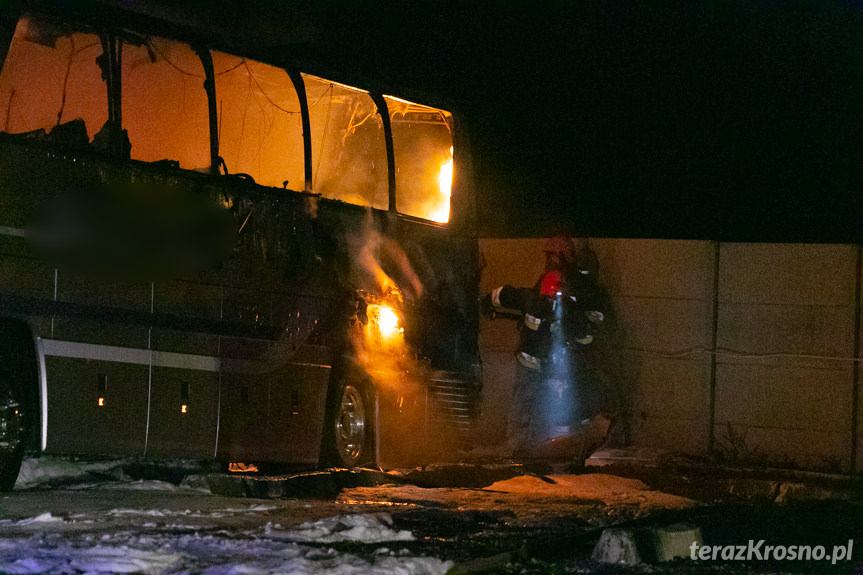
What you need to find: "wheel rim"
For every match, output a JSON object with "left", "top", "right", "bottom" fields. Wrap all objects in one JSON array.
[
  {"left": 335, "top": 384, "right": 366, "bottom": 465},
  {"left": 0, "top": 390, "right": 23, "bottom": 452}
]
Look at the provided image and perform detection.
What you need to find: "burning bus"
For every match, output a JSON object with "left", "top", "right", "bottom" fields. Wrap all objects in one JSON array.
[{"left": 0, "top": 1, "right": 480, "bottom": 489}]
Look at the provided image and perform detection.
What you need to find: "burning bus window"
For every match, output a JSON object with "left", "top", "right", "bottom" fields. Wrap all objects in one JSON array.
[
  {"left": 122, "top": 36, "right": 209, "bottom": 170},
  {"left": 0, "top": 15, "right": 107, "bottom": 144},
  {"left": 384, "top": 96, "right": 453, "bottom": 223},
  {"left": 213, "top": 52, "right": 304, "bottom": 189},
  {"left": 302, "top": 74, "right": 387, "bottom": 209}
]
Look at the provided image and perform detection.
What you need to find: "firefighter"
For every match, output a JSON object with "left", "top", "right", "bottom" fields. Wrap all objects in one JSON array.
[
  {"left": 567, "top": 239, "right": 617, "bottom": 423},
  {"left": 482, "top": 235, "right": 604, "bottom": 458}
]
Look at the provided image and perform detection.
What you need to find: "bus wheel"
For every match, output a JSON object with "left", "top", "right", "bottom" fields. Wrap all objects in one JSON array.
[
  {"left": 0, "top": 374, "right": 26, "bottom": 491},
  {"left": 326, "top": 378, "right": 374, "bottom": 468}
]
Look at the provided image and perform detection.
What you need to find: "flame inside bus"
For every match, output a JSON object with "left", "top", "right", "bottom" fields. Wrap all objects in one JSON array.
[
  {"left": 430, "top": 147, "right": 453, "bottom": 223},
  {"left": 352, "top": 294, "right": 416, "bottom": 394},
  {"left": 366, "top": 303, "right": 404, "bottom": 344}
]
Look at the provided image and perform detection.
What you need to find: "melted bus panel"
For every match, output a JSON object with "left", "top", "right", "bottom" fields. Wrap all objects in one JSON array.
[{"left": 0, "top": 4, "right": 480, "bottom": 486}]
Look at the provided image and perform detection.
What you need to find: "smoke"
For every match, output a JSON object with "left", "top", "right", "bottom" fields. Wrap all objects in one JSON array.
[
  {"left": 343, "top": 211, "right": 425, "bottom": 393},
  {"left": 341, "top": 215, "right": 466, "bottom": 464},
  {"left": 344, "top": 210, "right": 424, "bottom": 301}
]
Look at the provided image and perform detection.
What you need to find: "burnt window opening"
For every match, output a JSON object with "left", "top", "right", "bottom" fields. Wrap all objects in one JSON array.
[
  {"left": 303, "top": 73, "right": 388, "bottom": 210},
  {"left": 0, "top": 14, "right": 108, "bottom": 149},
  {"left": 0, "top": 12, "right": 456, "bottom": 224},
  {"left": 0, "top": 14, "right": 210, "bottom": 166},
  {"left": 122, "top": 35, "right": 210, "bottom": 170},
  {"left": 384, "top": 96, "right": 453, "bottom": 223},
  {"left": 212, "top": 52, "right": 304, "bottom": 190},
  {"left": 0, "top": 14, "right": 308, "bottom": 185}
]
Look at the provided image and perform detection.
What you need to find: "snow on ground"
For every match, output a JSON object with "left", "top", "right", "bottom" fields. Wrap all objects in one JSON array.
[
  {"left": 0, "top": 529, "right": 452, "bottom": 575},
  {"left": 0, "top": 509, "right": 451, "bottom": 575},
  {"left": 15, "top": 456, "right": 134, "bottom": 490},
  {"left": 15, "top": 456, "right": 209, "bottom": 493},
  {"left": 3, "top": 457, "right": 451, "bottom": 575},
  {"left": 266, "top": 512, "right": 416, "bottom": 543}
]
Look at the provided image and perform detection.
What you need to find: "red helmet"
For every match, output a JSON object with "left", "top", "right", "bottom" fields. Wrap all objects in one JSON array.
[{"left": 540, "top": 270, "right": 564, "bottom": 296}]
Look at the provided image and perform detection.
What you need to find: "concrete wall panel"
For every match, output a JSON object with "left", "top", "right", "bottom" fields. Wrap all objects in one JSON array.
[
  {"left": 633, "top": 417, "right": 706, "bottom": 456},
  {"left": 478, "top": 238, "right": 861, "bottom": 473},
  {"left": 715, "top": 363, "right": 852, "bottom": 432},
  {"left": 713, "top": 425, "right": 848, "bottom": 470},
  {"left": 475, "top": 349, "right": 516, "bottom": 444},
  {"left": 629, "top": 355, "right": 711, "bottom": 419},
  {"left": 719, "top": 244, "right": 856, "bottom": 306},
  {"left": 613, "top": 295, "right": 713, "bottom": 353},
  {"left": 718, "top": 303, "right": 856, "bottom": 362},
  {"left": 592, "top": 239, "right": 715, "bottom": 300},
  {"left": 856, "top": 435, "right": 863, "bottom": 474},
  {"left": 478, "top": 317, "right": 520, "bottom": 352},
  {"left": 623, "top": 353, "right": 711, "bottom": 454},
  {"left": 479, "top": 238, "right": 545, "bottom": 294}
]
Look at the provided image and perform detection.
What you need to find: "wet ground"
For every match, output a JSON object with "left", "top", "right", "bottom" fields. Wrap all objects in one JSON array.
[{"left": 2, "top": 453, "right": 863, "bottom": 574}]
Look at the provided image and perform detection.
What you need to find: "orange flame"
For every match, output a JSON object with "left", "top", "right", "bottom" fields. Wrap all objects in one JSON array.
[
  {"left": 430, "top": 147, "right": 453, "bottom": 223},
  {"left": 367, "top": 303, "right": 404, "bottom": 343},
  {"left": 350, "top": 293, "right": 416, "bottom": 393}
]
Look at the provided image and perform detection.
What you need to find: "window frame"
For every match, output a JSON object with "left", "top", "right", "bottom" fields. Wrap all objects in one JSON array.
[{"left": 0, "top": 9, "right": 456, "bottom": 227}]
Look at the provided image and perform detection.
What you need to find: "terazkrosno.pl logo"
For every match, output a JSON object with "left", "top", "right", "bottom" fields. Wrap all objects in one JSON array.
[{"left": 690, "top": 540, "right": 854, "bottom": 565}]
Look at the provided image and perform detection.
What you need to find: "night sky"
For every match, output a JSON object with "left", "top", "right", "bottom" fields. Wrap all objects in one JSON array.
[
  {"left": 116, "top": 1, "right": 863, "bottom": 241},
  {"left": 301, "top": 1, "right": 863, "bottom": 242}
]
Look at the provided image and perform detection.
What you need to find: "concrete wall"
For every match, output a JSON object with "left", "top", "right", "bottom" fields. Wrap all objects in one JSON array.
[{"left": 478, "top": 238, "right": 862, "bottom": 473}]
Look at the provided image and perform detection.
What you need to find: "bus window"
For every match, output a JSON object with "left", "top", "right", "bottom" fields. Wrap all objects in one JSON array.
[
  {"left": 384, "top": 96, "right": 453, "bottom": 223},
  {"left": 0, "top": 14, "right": 107, "bottom": 146},
  {"left": 122, "top": 36, "right": 209, "bottom": 170},
  {"left": 303, "top": 74, "right": 387, "bottom": 210},
  {"left": 213, "top": 52, "right": 304, "bottom": 190}
]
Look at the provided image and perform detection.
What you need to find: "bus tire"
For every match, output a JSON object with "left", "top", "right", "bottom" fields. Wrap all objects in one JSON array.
[
  {"left": 0, "top": 321, "right": 38, "bottom": 492},
  {"left": 0, "top": 369, "right": 27, "bottom": 491},
  {"left": 322, "top": 372, "right": 375, "bottom": 468}
]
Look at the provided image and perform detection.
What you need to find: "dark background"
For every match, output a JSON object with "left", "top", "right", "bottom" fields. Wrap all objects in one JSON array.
[{"left": 121, "top": 1, "right": 863, "bottom": 241}]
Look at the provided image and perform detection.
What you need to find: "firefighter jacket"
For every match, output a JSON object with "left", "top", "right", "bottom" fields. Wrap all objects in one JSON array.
[{"left": 484, "top": 280, "right": 600, "bottom": 371}]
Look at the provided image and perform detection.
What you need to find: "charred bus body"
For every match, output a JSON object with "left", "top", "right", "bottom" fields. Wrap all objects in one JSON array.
[{"left": 0, "top": 2, "right": 480, "bottom": 489}]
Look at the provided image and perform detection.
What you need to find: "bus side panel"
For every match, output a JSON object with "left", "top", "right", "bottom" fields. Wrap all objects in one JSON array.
[
  {"left": 145, "top": 277, "right": 222, "bottom": 458},
  {"left": 0, "top": 254, "right": 55, "bottom": 339},
  {"left": 152, "top": 279, "right": 223, "bottom": 332},
  {"left": 48, "top": 276, "right": 152, "bottom": 352},
  {"left": 215, "top": 360, "right": 271, "bottom": 462},
  {"left": 262, "top": 349, "right": 332, "bottom": 465},
  {"left": 44, "top": 356, "right": 148, "bottom": 455},
  {"left": 215, "top": 363, "right": 331, "bottom": 465},
  {"left": 149, "top": 329, "right": 220, "bottom": 358},
  {"left": 145, "top": 366, "right": 219, "bottom": 459}
]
